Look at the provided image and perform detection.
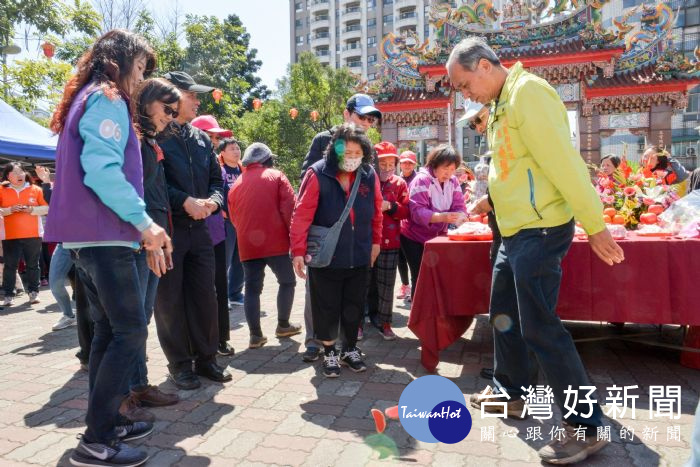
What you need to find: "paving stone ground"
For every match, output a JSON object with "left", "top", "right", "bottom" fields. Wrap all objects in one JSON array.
[{"left": 0, "top": 274, "right": 697, "bottom": 466}]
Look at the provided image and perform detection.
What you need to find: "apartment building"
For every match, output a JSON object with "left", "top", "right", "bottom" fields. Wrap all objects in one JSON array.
[{"left": 289, "top": 0, "right": 431, "bottom": 81}]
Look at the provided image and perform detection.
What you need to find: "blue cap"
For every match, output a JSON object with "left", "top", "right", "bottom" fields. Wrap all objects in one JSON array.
[{"left": 346, "top": 93, "right": 381, "bottom": 117}]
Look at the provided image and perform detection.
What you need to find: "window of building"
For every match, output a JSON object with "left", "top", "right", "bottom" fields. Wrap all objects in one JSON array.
[
  {"left": 463, "top": 137, "right": 470, "bottom": 147},
  {"left": 368, "top": 54, "right": 377, "bottom": 64},
  {"left": 295, "top": 19, "right": 302, "bottom": 28},
  {"left": 686, "top": 6, "right": 700, "bottom": 26},
  {"left": 336, "top": 43, "right": 340, "bottom": 51},
  {"left": 368, "top": 73, "right": 376, "bottom": 80},
  {"left": 367, "top": 18, "right": 376, "bottom": 27},
  {"left": 295, "top": 2, "right": 303, "bottom": 12},
  {"left": 296, "top": 35, "right": 304, "bottom": 45},
  {"left": 400, "top": 10, "right": 416, "bottom": 20},
  {"left": 367, "top": 36, "right": 376, "bottom": 46},
  {"left": 475, "top": 135, "right": 483, "bottom": 147},
  {"left": 383, "top": 14, "right": 393, "bottom": 24},
  {"left": 622, "top": 0, "right": 644, "bottom": 7},
  {"left": 384, "top": 0, "right": 393, "bottom": 5},
  {"left": 367, "top": 0, "right": 376, "bottom": 10}
]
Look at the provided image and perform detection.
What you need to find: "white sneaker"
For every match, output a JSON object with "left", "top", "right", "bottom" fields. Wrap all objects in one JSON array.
[
  {"left": 53, "top": 315, "right": 76, "bottom": 331},
  {"left": 29, "top": 292, "right": 40, "bottom": 304},
  {"left": 2, "top": 296, "right": 14, "bottom": 307}
]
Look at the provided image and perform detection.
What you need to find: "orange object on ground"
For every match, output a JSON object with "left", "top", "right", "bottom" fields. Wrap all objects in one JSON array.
[
  {"left": 370, "top": 409, "right": 386, "bottom": 433},
  {"left": 384, "top": 405, "right": 399, "bottom": 420}
]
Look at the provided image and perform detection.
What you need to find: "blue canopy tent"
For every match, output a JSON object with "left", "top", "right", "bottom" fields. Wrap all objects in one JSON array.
[{"left": 0, "top": 98, "right": 57, "bottom": 161}]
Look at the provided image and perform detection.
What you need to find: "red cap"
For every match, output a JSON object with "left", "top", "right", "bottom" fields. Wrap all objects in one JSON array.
[
  {"left": 191, "top": 115, "right": 233, "bottom": 137},
  {"left": 374, "top": 141, "right": 398, "bottom": 160},
  {"left": 399, "top": 150, "right": 417, "bottom": 164}
]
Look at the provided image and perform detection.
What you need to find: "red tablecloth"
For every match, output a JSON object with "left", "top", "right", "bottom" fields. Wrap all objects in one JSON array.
[{"left": 408, "top": 235, "right": 700, "bottom": 372}]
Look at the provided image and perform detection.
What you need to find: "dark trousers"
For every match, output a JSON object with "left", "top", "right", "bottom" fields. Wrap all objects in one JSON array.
[
  {"left": 491, "top": 219, "right": 602, "bottom": 431},
  {"left": 74, "top": 270, "right": 94, "bottom": 365},
  {"left": 2, "top": 237, "right": 42, "bottom": 295},
  {"left": 400, "top": 235, "right": 424, "bottom": 299},
  {"left": 397, "top": 248, "right": 409, "bottom": 286},
  {"left": 154, "top": 223, "right": 218, "bottom": 372},
  {"left": 308, "top": 267, "right": 368, "bottom": 349},
  {"left": 368, "top": 249, "right": 399, "bottom": 325},
  {"left": 242, "top": 254, "right": 296, "bottom": 335},
  {"left": 213, "top": 240, "right": 230, "bottom": 344},
  {"left": 130, "top": 250, "right": 157, "bottom": 390},
  {"left": 71, "top": 247, "right": 148, "bottom": 444},
  {"left": 224, "top": 221, "right": 244, "bottom": 301}
]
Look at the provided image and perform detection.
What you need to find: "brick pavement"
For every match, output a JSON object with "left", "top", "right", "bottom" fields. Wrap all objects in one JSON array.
[{"left": 0, "top": 276, "right": 697, "bottom": 466}]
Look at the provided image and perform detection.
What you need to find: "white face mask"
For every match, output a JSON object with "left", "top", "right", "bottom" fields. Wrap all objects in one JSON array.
[{"left": 341, "top": 157, "right": 362, "bottom": 172}]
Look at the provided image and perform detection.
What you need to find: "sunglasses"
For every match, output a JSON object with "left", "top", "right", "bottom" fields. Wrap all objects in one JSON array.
[
  {"left": 355, "top": 113, "right": 377, "bottom": 125},
  {"left": 163, "top": 104, "right": 179, "bottom": 118},
  {"left": 468, "top": 115, "right": 484, "bottom": 131}
]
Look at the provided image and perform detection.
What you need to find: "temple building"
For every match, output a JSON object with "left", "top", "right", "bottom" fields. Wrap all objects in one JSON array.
[{"left": 368, "top": 0, "right": 700, "bottom": 168}]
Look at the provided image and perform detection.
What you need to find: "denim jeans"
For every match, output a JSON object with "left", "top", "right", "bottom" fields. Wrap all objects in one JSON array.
[
  {"left": 224, "top": 221, "right": 244, "bottom": 301},
  {"left": 70, "top": 246, "right": 148, "bottom": 444},
  {"left": 130, "top": 249, "right": 157, "bottom": 390},
  {"left": 490, "top": 219, "right": 603, "bottom": 431},
  {"left": 242, "top": 255, "right": 296, "bottom": 335},
  {"left": 49, "top": 244, "right": 75, "bottom": 318}
]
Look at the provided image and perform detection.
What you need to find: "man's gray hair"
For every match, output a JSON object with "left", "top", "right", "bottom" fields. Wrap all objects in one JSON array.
[{"left": 447, "top": 37, "right": 500, "bottom": 71}]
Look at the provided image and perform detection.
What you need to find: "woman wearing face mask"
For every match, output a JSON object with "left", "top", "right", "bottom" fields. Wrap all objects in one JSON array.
[
  {"left": 400, "top": 144, "right": 467, "bottom": 300},
  {"left": 366, "top": 142, "right": 409, "bottom": 341},
  {"left": 0, "top": 162, "right": 49, "bottom": 307},
  {"left": 290, "top": 123, "right": 383, "bottom": 378}
]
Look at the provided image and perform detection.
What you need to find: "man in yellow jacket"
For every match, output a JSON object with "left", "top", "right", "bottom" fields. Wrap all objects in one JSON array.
[{"left": 447, "top": 37, "right": 625, "bottom": 465}]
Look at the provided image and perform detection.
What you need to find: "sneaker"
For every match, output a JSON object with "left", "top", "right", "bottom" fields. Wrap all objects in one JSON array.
[
  {"left": 70, "top": 437, "right": 148, "bottom": 467},
  {"left": 40, "top": 278, "right": 49, "bottom": 287},
  {"left": 382, "top": 323, "right": 396, "bottom": 341},
  {"left": 538, "top": 423, "right": 609, "bottom": 464},
  {"left": 340, "top": 347, "right": 367, "bottom": 373},
  {"left": 29, "top": 291, "right": 40, "bottom": 304},
  {"left": 248, "top": 335, "right": 268, "bottom": 349},
  {"left": 357, "top": 326, "right": 364, "bottom": 341},
  {"left": 15, "top": 289, "right": 23, "bottom": 297},
  {"left": 118, "top": 395, "right": 155, "bottom": 423},
  {"left": 229, "top": 296, "right": 244, "bottom": 307},
  {"left": 396, "top": 284, "right": 410, "bottom": 299},
  {"left": 323, "top": 350, "right": 341, "bottom": 378},
  {"left": 53, "top": 315, "right": 77, "bottom": 331},
  {"left": 115, "top": 421, "right": 154, "bottom": 442},
  {"left": 131, "top": 385, "right": 179, "bottom": 407},
  {"left": 469, "top": 386, "right": 527, "bottom": 419},
  {"left": 302, "top": 346, "right": 322, "bottom": 362},
  {"left": 275, "top": 323, "right": 302, "bottom": 338},
  {"left": 2, "top": 296, "right": 13, "bottom": 307},
  {"left": 217, "top": 341, "right": 235, "bottom": 356}
]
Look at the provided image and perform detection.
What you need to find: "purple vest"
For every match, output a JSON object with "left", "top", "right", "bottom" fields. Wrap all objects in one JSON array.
[{"left": 44, "top": 84, "right": 144, "bottom": 243}]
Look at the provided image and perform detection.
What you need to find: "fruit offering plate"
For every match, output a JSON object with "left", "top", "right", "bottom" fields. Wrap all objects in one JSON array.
[{"left": 448, "top": 222, "right": 493, "bottom": 241}]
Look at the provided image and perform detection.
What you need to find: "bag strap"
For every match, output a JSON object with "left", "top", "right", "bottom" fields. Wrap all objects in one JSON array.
[{"left": 333, "top": 168, "right": 363, "bottom": 229}]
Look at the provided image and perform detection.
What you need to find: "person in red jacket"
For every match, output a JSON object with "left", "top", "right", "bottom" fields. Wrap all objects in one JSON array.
[
  {"left": 228, "top": 143, "right": 301, "bottom": 349},
  {"left": 366, "top": 142, "right": 409, "bottom": 341}
]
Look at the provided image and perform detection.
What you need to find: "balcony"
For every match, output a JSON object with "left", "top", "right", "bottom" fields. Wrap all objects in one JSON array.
[
  {"left": 346, "top": 60, "right": 363, "bottom": 72},
  {"left": 339, "top": 0, "right": 355, "bottom": 6},
  {"left": 309, "top": 0, "right": 330, "bottom": 14},
  {"left": 395, "top": 0, "right": 417, "bottom": 6},
  {"left": 395, "top": 10, "right": 417, "bottom": 28},
  {"left": 340, "top": 44, "right": 362, "bottom": 60},
  {"left": 311, "top": 15, "right": 330, "bottom": 29},
  {"left": 340, "top": 24, "right": 363, "bottom": 41},
  {"left": 310, "top": 32, "right": 331, "bottom": 48},
  {"left": 318, "top": 54, "right": 331, "bottom": 65},
  {"left": 342, "top": 5, "right": 362, "bottom": 22}
]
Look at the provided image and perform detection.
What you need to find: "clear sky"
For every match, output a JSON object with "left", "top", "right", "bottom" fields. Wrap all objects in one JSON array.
[{"left": 150, "top": 0, "right": 291, "bottom": 91}]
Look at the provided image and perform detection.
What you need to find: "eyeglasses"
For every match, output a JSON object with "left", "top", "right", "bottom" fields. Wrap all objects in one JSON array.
[
  {"left": 163, "top": 104, "right": 179, "bottom": 118},
  {"left": 354, "top": 113, "right": 377, "bottom": 125}
]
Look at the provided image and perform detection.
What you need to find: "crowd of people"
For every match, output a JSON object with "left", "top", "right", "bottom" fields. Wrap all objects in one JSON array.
[{"left": 3, "top": 26, "right": 698, "bottom": 467}]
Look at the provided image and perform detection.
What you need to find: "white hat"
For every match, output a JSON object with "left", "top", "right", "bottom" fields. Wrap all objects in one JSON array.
[{"left": 456, "top": 100, "right": 485, "bottom": 128}]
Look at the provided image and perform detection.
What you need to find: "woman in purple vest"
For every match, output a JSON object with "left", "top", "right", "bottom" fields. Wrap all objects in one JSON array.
[{"left": 46, "top": 30, "right": 171, "bottom": 467}]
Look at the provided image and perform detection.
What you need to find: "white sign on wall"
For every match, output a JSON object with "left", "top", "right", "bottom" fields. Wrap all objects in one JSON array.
[{"left": 399, "top": 125, "right": 439, "bottom": 141}]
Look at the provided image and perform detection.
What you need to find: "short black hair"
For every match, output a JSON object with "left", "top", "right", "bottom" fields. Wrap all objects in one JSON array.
[
  {"left": 218, "top": 137, "right": 241, "bottom": 153},
  {"left": 425, "top": 144, "right": 462, "bottom": 171},
  {"left": 324, "top": 123, "right": 374, "bottom": 171},
  {"left": 600, "top": 154, "right": 620, "bottom": 168},
  {"left": 2, "top": 162, "right": 25, "bottom": 182}
]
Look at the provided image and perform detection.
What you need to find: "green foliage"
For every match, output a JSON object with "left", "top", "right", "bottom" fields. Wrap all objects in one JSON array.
[{"left": 1, "top": 58, "right": 72, "bottom": 115}]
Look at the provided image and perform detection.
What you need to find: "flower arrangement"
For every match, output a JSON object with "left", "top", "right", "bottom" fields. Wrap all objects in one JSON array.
[{"left": 594, "top": 159, "right": 680, "bottom": 230}]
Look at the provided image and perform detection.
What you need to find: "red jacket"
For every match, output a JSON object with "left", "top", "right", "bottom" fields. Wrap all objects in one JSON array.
[
  {"left": 228, "top": 163, "right": 296, "bottom": 261},
  {"left": 290, "top": 169, "right": 383, "bottom": 258},
  {"left": 379, "top": 175, "right": 409, "bottom": 250}
]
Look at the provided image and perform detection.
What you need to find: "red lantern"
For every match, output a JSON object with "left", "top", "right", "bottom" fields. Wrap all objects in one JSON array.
[
  {"left": 41, "top": 41, "right": 55, "bottom": 59},
  {"left": 252, "top": 98, "right": 262, "bottom": 111},
  {"left": 212, "top": 89, "right": 223, "bottom": 104},
  {"left": 310, "top": 110, "right": 319, "bottom": 122},
  {"left": 289, "top": 108, "right": 298, "bottom": 120}
]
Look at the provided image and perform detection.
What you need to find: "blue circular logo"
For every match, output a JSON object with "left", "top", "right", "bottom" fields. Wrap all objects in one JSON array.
[{"left": 398, "top": 375, "right": 472, "bottom": 443}]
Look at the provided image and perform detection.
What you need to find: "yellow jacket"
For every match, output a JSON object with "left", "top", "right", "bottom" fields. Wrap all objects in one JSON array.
[{"left": 487, "top": 62, "right": 605, "bottom": 237}]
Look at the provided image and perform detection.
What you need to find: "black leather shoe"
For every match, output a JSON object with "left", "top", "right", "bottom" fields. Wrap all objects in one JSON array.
[
  {"left": 169, "top": 369, "right": 201, "bottom": 390},
  {"left": 195, "top": 361, "right": 232, "bottom": 383}
]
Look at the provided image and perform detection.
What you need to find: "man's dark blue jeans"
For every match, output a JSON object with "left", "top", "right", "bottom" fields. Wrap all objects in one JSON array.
[
  {"left": 71, "top": 246, "right": 148, "bottom": 444},
  {"left": 490, "top": 219, "right": 603, "bottom": 432}
]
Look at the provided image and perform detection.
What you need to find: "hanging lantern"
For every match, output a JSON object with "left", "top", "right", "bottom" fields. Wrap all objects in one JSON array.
[
  {"left": 310, "top": 110, "right": 319, "bottom": 122},
  {"left": 41, "top": 41, "right": 55, "bottom": 59},
  {"left": 289, "top": 107, "right": 298, "bottom": 120},
  {"left": 212, "top": 89, "right": 223, "bottom": 104},
  {"left": 252, "top": 98, "right": 262, "bottom": 111}
]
